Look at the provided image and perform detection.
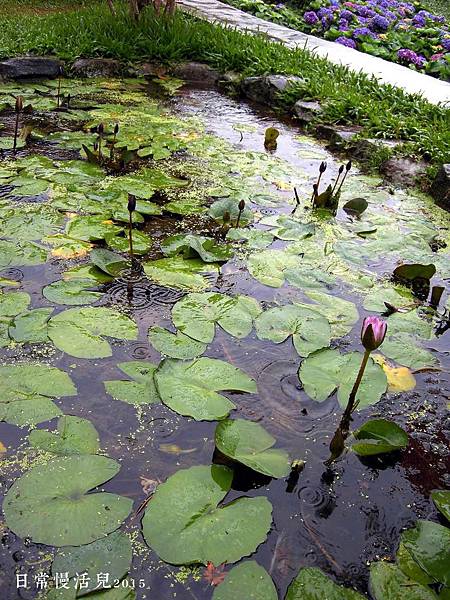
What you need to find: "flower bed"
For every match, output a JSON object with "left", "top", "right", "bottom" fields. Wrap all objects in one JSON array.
[{"left": 224, "top": 0, "right": 450, "bottom": 81}]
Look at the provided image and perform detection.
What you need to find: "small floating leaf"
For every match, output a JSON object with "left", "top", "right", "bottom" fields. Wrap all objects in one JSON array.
[
  {"left": 29, "top": 415, "right": 100, "bottom": 455},
  {"left": 148, "top": 326, "right": 206, "bottom": 359},
  {"left": 212, "top": 561, "right": 277, "bottom": 600},
  {"left": 352, "top": 419, "right": 408, "bottom": 456},
  {"left": 4, "top": 455, "right": 132, "bottom": 546},
  {"left": 369, "top": 562, "right": 438, "bottom": 600},
  {"left": 431, "top": 490, "right": 450, "bottom": 522},
  {"left": 142, "top": 464, "right": 272, "bottom": 565},
  {"left": 393, "top": 263, "right": 436, "bottom": 282},
  {"left": 144, "top": 257, "right": 219, "bottom": 291},
  {"left": 9, "top": 308, "right": 53, "bottom": 343},
  {"left": 343, "top": 197, "right": 368, "bottom": 215},
  {"left": 215, "top": 419, "right": 290, "bottom": 478},
  {"left": 286, "top": 567, "right": 365, "bottom": 599},
  {"left": 90, "top": 248, "right": 129, "bottom": 277},
  {"left": 209, "top": 198, "right": 254, "bottom": 226},
  {"left": 104, "top": 361, "right": 160, "bottom": 405},
  {"left": 372, "top": 355, "right": 416, "bottom": 393},
  {"left": 154, "top": 357, "right": 256, "bottom": 421},
  {"left": 161, "top": 234, "right": 233, "bottom": 263},
  {"left": 43, "top": 279, "right": 103, "bottom": 306}
]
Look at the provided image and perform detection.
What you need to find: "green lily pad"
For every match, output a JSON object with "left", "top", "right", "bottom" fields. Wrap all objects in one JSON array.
[
  {"left": 343, "top": 197, "right": 368, "bottom": 215},
  {"left": 154, "top": 357, "right": 256, "bottom": 421},
  {"left": 52, "top": 530, "right": 132, "bottom": 596},
  {"left": 0, "top": 364, "right": 76, "bottom": 427},
  {"left": 148, "top": 326, "right": 206, "bottom": 359},
  {"left": 90, "top": 248, "right": 129, "bottom": 277},
  {"left": 142, "top": 464, "right": 272, "bottom": 565},
  {"left": 215, "top": 419, "right": 290, "bottom": 478},
  {"left": 255, "top": 304, "right": 331, "bottom": 357},
  {"left": 0, "top": 239, "right": 48, "bottom": 269},
  {"left": 105, "top": 230, "right": 151, "bottom": 255},
  {"left": 104, "top": 361, "right": 159, "bottom": 405},
  {"left": 0, "top": 291, "right": 30, "bottom": 317},
  {"left": 380, "top": 333, "right": 438, "bottom": 369},
  {"left": 299, "top": 348, "right": 387, "bottom": 409},
  {"left": 4, "top": 455, "right": 132, "bottom": 546},
  {"left": 393, "top": 263, "right": 436, "bottom": 282},
  {"left": 285, "top": 567, "right": 365, "bottom": 600},
  {"left": 226, "top": 228, "right": 274, "bottom": 249},
  {"left": 431, "top": 490, "right": 450, "bottom": 522},
  {"left": 172, "top": 292, "right": 262, "bottom": 344},
  {"left": 66, "top": 216, "right": 122, "bottom": 242},
  {"left": 396, "top": 542, "right": 433, "bottom": 585},
  {"left": 9, "top": 308, "right": 53, "bottom": 343},
  {"left": 29, "top": 415, "right": 100, "bottom": 455},
  {"left": 402, "top": 521, "right": 450, "bottom": 586},
  {"left": 42, "top": 234, "right": 93, "bottom": 259},
  {"left": 48, "top": 307, "right": 138, "bottom": 358},
  {"left": 161, "top": 234, "right": 233, "bottom": 263},
  {"left": 369, "top": 562, "right": 438, "bottom": 600},
  {"left": 260, "top": 214, "right": 315, "bottom": 241},
  {"left": 363, "top": 286, "right": 415, "bottom": 313},
  {"left": 144, "top": 257, "right": 218, "bottom": 291},
  {"left": 298, "top": 291, "right": 359, "bottom": 338},
  {"left": 0, "top": 136, "right": 26, "bottom": 150},
  {"left": 209, "top": 198, "right": 254, "bottom": 226},
  {"left": 352, "top": 419, "right": 408, "bottom": 456},
  {"left": 43, "top": 279, "right": 103, "bottom": 305},
  {"left": 212, "top": 562, "right": 277, "bottom": 600},
  {"left": 10, "top": 177, "right": 49, "bottom": 197}
]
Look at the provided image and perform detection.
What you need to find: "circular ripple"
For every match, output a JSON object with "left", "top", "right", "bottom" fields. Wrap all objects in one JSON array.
[
  {"left": 298, "top": 485, "right": 327, "bottom": 508},
  {"left": 131, "top": 344, "right": 152, "bottom": 360}
]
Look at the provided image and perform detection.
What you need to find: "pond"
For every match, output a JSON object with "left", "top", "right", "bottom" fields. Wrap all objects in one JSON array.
[{"left": 0, "top": 75, "right": 449, "bottom": 600}]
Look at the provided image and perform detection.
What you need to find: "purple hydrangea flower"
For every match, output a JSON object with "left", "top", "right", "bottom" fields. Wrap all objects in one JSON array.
[
  {"left": 397, "top": 48, "right": 426, "bottom": 67},
  {"left": 339, "top": 19, "right": 350, "bottom": 31},
  {"left": 353, "top": 27, "right": 378, "bottom": 39},
  {"left": 356, "top": 6, "right": 376, "bottom": 18},
  {"left": 304, "top": 10, "right": 319, "bottom": 25},
  {"left": 318, "top": 7, "right": 333, "bottom": 19},
  {"left": 441, "top": 38, "right": 450, "bottom": 51},
  {"left": 371, "top": 15, "right": 390, "bottom": 31},
  {"left": 336, "top": 36, "right": 357, "bottom": 48},
  {"left": 340, "top": 9, "right": 354, "bottom": 21}
]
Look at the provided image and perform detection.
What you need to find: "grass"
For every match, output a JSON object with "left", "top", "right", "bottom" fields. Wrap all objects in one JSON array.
[
  {"left": 0, "top": 1, "right": 448, "bottom": 165},
  {"left": 0, "top": 0, "right": 98, "bottom": 16}
]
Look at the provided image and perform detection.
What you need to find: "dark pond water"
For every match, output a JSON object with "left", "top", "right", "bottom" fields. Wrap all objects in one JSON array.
[{"left": 0, "top": 79, "right": 449, "bottom": 600}]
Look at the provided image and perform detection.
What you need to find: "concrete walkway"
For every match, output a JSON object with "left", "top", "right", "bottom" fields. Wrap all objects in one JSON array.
[{"left": 178, "top": 0, "right": 450, "bottom": 106}]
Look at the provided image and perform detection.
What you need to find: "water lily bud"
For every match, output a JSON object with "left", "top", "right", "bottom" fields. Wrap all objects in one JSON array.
[
  {"left": 15, "top": 96, "right": 23, "bottom": 112},
  {"left": 98, "top": 122, "right": 104, "bottom": 135},
  {"left": 114, "top": 123, "right": 119, "bottom": 135},
  {"left": 346, "top": 160, "right": 352, "bottom": 171},
  {"left": 361, "top": 316, "right": 387, "bottom": 352},
  {"left": 338, "top": 165, "right": 344, "bottom": 174},
  {"left": 128, "top": 194, "right": 136, "bottom": 213},
  {"left": 93, "top": 141, "right": 99, "bottom": 151},
  {"left": 238, "top": 199, "right": 245, "bottom": 211},
  {"left": 223, "top": 211, "right": 231, "bottom": 224},
  {"left": 319, "top": 161, "right": 327, "bottom": 173}
]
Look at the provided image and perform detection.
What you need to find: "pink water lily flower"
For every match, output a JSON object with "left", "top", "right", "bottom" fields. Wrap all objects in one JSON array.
[{"left": 361, "top": 316, "right": 387, "bottom": 351}]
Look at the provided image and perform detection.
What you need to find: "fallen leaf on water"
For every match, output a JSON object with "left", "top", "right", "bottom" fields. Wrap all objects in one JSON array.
[
  {"left": 51, "top": 246, "right": 91, "bottom": 259},
  {"left": 139, "top": 475, "right": 160, "bottom": 496},
  {"left": 203, "top": 562, "right": 226, "bottom": 586},
  {"left": 373, "top": 354, "right": 416, "bottom": 392},
  {"left": 0, "top": 441, "right": 7, "bottom": 453},
  {"left": 272, "top": 180, "right": 292, "bottom": 191},
  {"left": 159, "top": 443, "right": 197, "bottom": 455}
]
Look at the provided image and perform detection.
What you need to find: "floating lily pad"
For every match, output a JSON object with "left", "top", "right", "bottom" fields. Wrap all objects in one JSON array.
[
  {"left": 43, "top": 279, "right": 103, "bottom": 305},
  {"left": 9, "top": 308, "right": 53, "bottom": 343},
  {"left": 0, "top": 364, "right": 76, "bottom": 427},
  {"left": 144, "top": 257, "right": 219, "bottom": 291},
  {"left": 343, "top": 197, "right": 368, "bottom": 215},
  {"left": 369, "top": 562, "right": 438, "bottom": 600},
  {"left": 0, "top": 291, "right": 30, "bottom": 317},
  {"left": 393, "top": 263, "right": 436, "bottom": 282},
  {"left": 148, "top": 326, "right": 206, "bottom": 359},
  {"left": 142, "top": 464, "right": 272, "bottom": 565},
  {"left": 299, "top": 348, "right": 387, "bottom": 409},
  {"left": 161, "top": 234, "right": 233, "bottom": 263},
  {"left": 380, "top": 333, "right": 438, "bottom": 369},
  {"left": 212, "top": 562, "right": 277, "bottom": 600},
  {"left": 0, "top": 239, "right": 48, "bottom": 269},
  {"left": 431, "top": 490, "right": 450, "bottom": 522},
  {"left": 66, "top": 216, "right": 122, "bottom": 242},
  {"left": 209, "top": 198, "right": 254, "bottom": 226},
  {"left": 286, "top": 567, "right": 365, "bottom": 600},
  {"left": 402, "top": 521, "right": 450, "bottom": 586},
  {"left": 396, "top": 542, "right": 433, "bottom": 585},
  {"left": 255, "top": 304, "right": 331, "bottom": 357},
  {"left": 29, "top": 415, "right": 100, "bottom": 455},
  {"left": 52, "top": 530, "right": 132, "bottom": 596},
  {"left": 154, "top": 357, "right": 256, "bottom": 420},
  {"left": 104, "top": 361, "right": 159, "bottom": 405},
  {"left": 298, "top": 291, "right": 359, "bottom": 338},
  {"left": 260, "top": 214, "right": 315, "bottom": 241},
  {"left": 90, "top": 248, "right": 129, "bottom": 277},
  {"left": 4, "top": 455, "right": 132, "bottom": 546},
  {"left": 352, "top": 419, "right": 408, "bottom": 456},
  {"left": 43, "top": 234, "right": 93, "bottom": 259},
  {"left": 226, "top": 228, "right": 274, "bottom": 249},
  {"left": 48, "top": 307, "right": 138, "bottom": 358},
  {"left": 215, "top": 419, "right": 290, "bottom": 478},
  {"left": 172, "top": 292, "right": 262, "bottom": 344},
  {"left": 363, "top": 286, "right": 415, "bottom": 312},
  {"left": 105, "top": 230, "right": 151, "bottom": 255}
]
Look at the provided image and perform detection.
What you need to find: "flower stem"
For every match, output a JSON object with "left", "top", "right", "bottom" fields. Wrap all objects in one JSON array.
[{"left": 343, "top": 349, "right": 371, "bottom": 419}]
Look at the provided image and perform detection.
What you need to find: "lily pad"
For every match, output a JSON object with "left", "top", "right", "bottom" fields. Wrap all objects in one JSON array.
[
  {"left": 4, "top": 455, "right": 133, "bottom": 546},
  {"left": 154, "top": 357, "right": 256, "bottom": 420},
  {"left": 380, "top": 333, "right": 438, "bottom": 369},
  {"left": 66, "top": 216, "right": 122, "bottom": 242},
  {"left": 299, "top": 348, "right": 387, "bottom": 409},
  {"left": 144, "top": 257, "right": 219, "bottom": 291},
  {"left": 215, "top": 419, "right": 290, "bottom": 478},
  {"left": 393, "top": 263, "right": 436, "bottom": 282},
  {"left": 172, "top": 292, "right": 262, "bottom": 344},
  {"left": 0, "top": 239, "right": 48, "bottom": 269},
  {"left": 90, "top": 248, "right": 129, "bottom": 277},
  {"left": 148, "top": 326, "right": 207, "bottom": 359},
  {"left": 29, "top": 415, "right": 100, "bottom": 455},
  {"left": 52, "top": 530, "right": 132, "bottom": 596},
  {"left": 105, "top": 230, "right": 151, "bottom": 255},
  {"left": 255, "top": 304, "right": 331, "bottom": 357},
  {"left": 209, "top": 198, "right": 253, "bottom": 226},
  {"left": 212, "top": 562, "right": 277, "bottom": 600},
  {"left": 0, "top": 364, "right": 76, "bottom": 427},
  {"left": 43, "top": 279, "right": 103, "bottom": 305},
  {"left": 104, "top": 361, "right": 159, "bottom": 405},
  {"left": 402, "top": 521, "right": 450, "bottom": 586},
  {"left": 352, "top": 419, "right": 408, "bottom": 456},
  {"left": 298, "top": 291, "right": 359, "bottom": 338},
  {"left": 343, "top": 197, "right": 368, "bottom": 215},
  {"left": 431, "top": 490, "right": 450, "bottom": 522},
  {"left": 363, "top": 286, "right": 415, "bottom": 313},
  {"left": 396, "top": 542, "right": 433, "bottom": 585},
  {"left": 9, "top": 308, "right": 53, "bottom": 343},
  {"left": 285, "top": 567, "right": 365, "bottom": 600},
  {"left": 48, "top": 307, "right": 138, "bottom": 358},
  {"left": 369, "top": 562, "right": 438, "bottom": 600},
  {"left": 226, "top": 228, "right": 274, "bottom": 249},
  {"left": 142, "top": 464, "right": 272, "bottom": 565},
  {"left": 161, "top": 234, "right": 233, "bottom": 263}
]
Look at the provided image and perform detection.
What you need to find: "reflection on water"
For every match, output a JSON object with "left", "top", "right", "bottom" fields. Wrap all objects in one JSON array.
[{"left": 0, "top": 82, "right": 448, "bottom": 600}]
